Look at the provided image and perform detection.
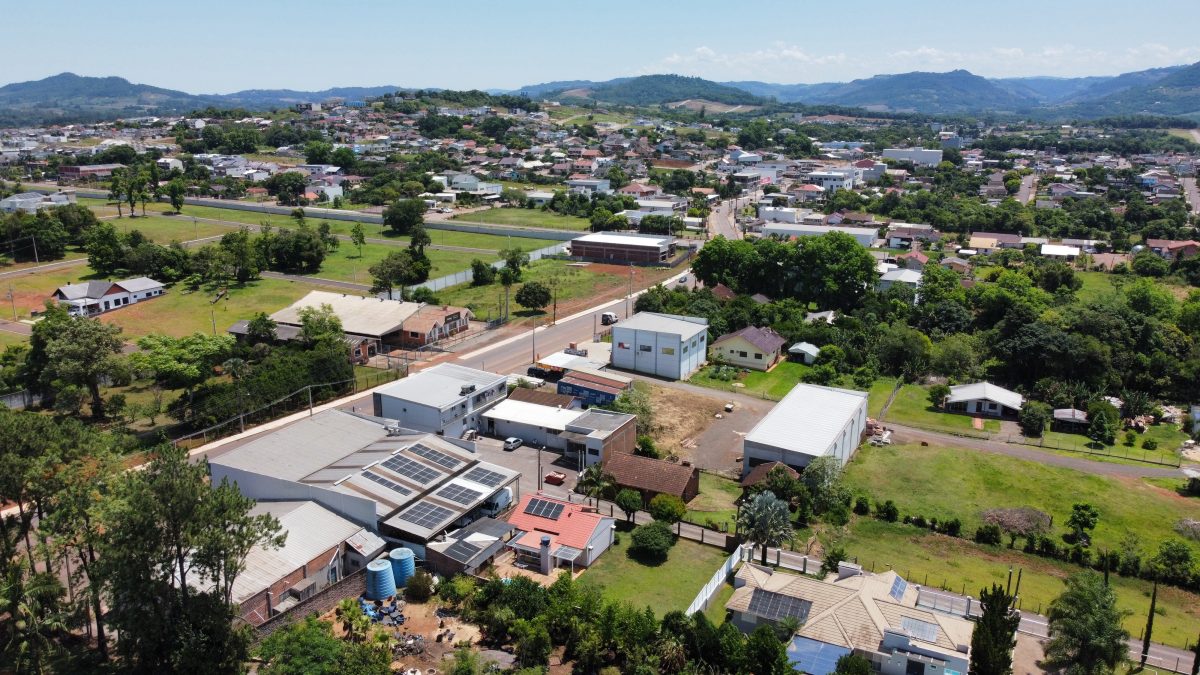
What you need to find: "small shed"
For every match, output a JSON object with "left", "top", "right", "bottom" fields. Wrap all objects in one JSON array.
[
  {"left": 1052, "top": 408, "right": 1088, "bottom": 433},
  {"left": 789, "top": 342, "right": 821, "bottom": 365}
]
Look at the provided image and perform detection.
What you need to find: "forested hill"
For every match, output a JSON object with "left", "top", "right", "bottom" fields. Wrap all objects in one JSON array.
[{"left": 550, "top": 75, "right": 765, "bottom": 106}]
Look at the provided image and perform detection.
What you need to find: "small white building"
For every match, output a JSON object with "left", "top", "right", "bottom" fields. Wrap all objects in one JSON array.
[
  {"left": 789, "top": 342, "right": 821, "bottom": 365},
  {"left": 566, "top": 178, "right": 612, "bottom": 196},
  {"left": 51, "top": 277, "right": 165, "bottom": 317},
  {"left": 944, "top": 381, "right": 1023, "bottom": 418},
  {"left": 1040, "top": 243, "right": 1081, "bottom": 260},
  {"left": 610, "top": 312, "right": 708, "bottom": 380},
  {"left": 742, "top": 383, "right": 868, "bottom": 474},
  {"left": 371, "top": 363, "right": 508, "bottom": 437},
  {"left": 762, "top": 223, "right": 878, "bottom": 247}
]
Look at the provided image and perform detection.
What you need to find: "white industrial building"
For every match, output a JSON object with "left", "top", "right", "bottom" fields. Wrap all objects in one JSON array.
[
  {"left": 742, "top": 383, "right": 868, "bottom": 475},
  {"left": 881, "top": 148, "right": 944, "bottom": 168},
  {"left": 371, "top": 363, "right": 508, "bottom": 437},
  {"left": 761, "top": 223, "right": 879, "bottom": 247},
  {"left": 610, "top": 312, "right": 708, "bottom": 380},
  {"left": 482, "top": 402, "right": 636, "bottom": 467}
]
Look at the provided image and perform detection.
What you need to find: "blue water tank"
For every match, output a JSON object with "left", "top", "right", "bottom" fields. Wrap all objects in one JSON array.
[
  {"left": 365, "top": 558, "right": 396, "bottom": 600},
  {"left": 389, "top": 547, "right": 416, "bottom": 586}
]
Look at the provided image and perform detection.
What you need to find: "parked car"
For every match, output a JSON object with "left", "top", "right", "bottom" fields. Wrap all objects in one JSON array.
[
  {"left": 600, "top": 311, "right": 619, "bottom": 326},
  {"left": 526, "top": 366, "right": 563, "bottom": 382},
  {"left": 503, "top": 437, "right": 523, "bottom": 451}
]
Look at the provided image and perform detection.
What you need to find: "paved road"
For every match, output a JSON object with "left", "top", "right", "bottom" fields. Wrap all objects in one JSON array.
[
  {"left": 1182, "top": 177, "right": 1200, "bottom": 217},
  {"left": 1017, "top": 174, "right": 1037, "bottom": 205},
  {"left": 260, "top": 270, "right": 372, "bottom": 292}
]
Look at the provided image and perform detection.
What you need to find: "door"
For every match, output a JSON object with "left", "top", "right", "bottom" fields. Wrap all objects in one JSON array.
[{"left": 906, "top": 659, "right": 925, "bottom": 675}]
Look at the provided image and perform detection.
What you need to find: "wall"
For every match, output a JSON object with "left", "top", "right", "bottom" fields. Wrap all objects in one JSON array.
[
  {"left": 611, "top": 327, "right": 703, "bottom": 380},
  {"left": 251, "top": 568, "right": 367, "bottom": 643},
  {"left": 209, "top": 465, "right": 378, "bottom": 528},
  {"left": 373, "top": 395, "right": 444, "bottom": 433},
  {"left": 712, "top": 337, "right": 776, "bottom": 371},
  {"left": 238, "top": 543, "right": 343, "bottom": 626}
]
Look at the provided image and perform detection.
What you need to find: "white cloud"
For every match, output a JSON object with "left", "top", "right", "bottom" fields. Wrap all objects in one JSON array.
[{"left": 641, "top": 43, "right": 848, "bottom": 81}]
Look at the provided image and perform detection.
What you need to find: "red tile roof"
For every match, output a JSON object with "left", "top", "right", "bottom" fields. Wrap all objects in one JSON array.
[
  {"left": 506, "top": 494, "right": 609, "bottom": 550},
  {"left": 603, "top": 452, "right": 697, "bottom": 498}
]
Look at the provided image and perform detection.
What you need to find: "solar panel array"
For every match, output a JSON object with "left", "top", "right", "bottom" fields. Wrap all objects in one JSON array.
[
  {"left": 444, "top": 539, "right": 482, "bottom": 563},
  {"left": 437, "top": 484, "right": 483, "bottom": 505},
  {"left": 408, "top": 443, "right": 462, "bottom": 470},
  {"left": 361, "top": 471, "right": 412, "bottom": 496},
  {"left": 524, "top": 497, "right": 565, "bottom": 520},
  {"left": 889, "top": 575, "right": 908, "bottom": 601},
  {"left": 747, "top": 589, "right": 811, "bottom": 623},
  {"left": 900, "top": 616, "right": 939, "bottom": 643},
  {"left": 381, "top": 455, "right": 441, "bottom": 484},
  {"left": 463, "top": 466, "right": 506, "bottom": 487},
  {"left": 398, "top": 502, "right": 455, "bottom": 529}
]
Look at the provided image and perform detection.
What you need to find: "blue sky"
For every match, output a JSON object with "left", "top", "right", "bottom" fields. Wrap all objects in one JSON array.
[{"left": 5, "top": 0, "right": 1200, "bottom": 92}]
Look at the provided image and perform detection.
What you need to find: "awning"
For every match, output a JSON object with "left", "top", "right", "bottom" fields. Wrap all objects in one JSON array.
[{"left": 560, "top": 431, "right": 591, "bottom": 444}]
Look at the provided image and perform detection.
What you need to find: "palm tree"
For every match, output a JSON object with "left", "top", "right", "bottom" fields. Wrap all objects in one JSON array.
[
  {"left": 222, "top": 358, "right": 249, "bottom": 381},
  {"left": 738, "top": 491, "right": 793, "bottom": 565},
  {"left": 575, "top": 465, "right": 615, "bottom": 504},
  {"left": 1045, "top": 573, "right": 1130, "bottom": 675},
  {"left": 334, "top": 597, "right": 361, "bottom": 636},
  {"left": 776, "top": 616, "right": 802, "bottom": 640},
  {"left": 1, "top": 569, "right": 68, "bottom": 674}
]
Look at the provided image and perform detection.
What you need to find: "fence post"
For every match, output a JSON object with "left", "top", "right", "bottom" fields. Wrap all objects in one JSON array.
[{"left": 307, "top": 387, "right": 314, "bottom": 416}]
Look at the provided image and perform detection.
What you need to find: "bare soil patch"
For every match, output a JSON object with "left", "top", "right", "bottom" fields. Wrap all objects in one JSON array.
[{"left": 647, "top": 383, "right": 725, "bottom": 460}]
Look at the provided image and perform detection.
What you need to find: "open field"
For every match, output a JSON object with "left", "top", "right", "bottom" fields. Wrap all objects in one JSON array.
[
  {"left": 0, "top": 331, "right": 28, "bottom": 349},
  {"left": 685, "top": 472, "right": 742, "bottom": 531},
  {"left": 867, "top": 377, "right": 898, "bottom": 417},
  {"left": 310, "top": 242, "right": 481, "bottom": 285},
  {"left": 103, "top": 214, "right": 232, "bottom": 243},
  {"left": 884, "top": 383, "right": 1001, "bottom": 433},
  {"left": 1033, "top": 423, "right": 1189, "bottom": 465},
  {"left": 690, "top": 361, "right": 811, "bottom": 400},
  {"left": 839, "top": 519, "right": 1200, "bottom": 646},
  {"left": 581, "top": 531, "right": 730, "bottom": 617},
  {"left": 452, "top": 207, "right": 591, "bottom": 231},
  {"left": 0, "top": 249, "right": 88, "bottom": 272},
  {"left": 1075, "top": 270, "right": 1193, "bottom": 304}
]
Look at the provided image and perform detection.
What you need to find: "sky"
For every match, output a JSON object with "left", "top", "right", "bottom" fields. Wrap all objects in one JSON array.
[{"left": 5, "top": 0, "right": 1200, "bottom": 93}]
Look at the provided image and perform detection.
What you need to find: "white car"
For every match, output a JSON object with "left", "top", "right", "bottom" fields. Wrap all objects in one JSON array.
[{"left": 503, "top": 437, "right": 523, "bottom": 451}]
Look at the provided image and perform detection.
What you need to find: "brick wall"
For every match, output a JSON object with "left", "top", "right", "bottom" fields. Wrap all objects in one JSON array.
[
  {"left": 251, "top": 567, "right": 367, "bottom": 644},
  {"left": 238, "top": 544, "right": 343, "bottom": 628}
]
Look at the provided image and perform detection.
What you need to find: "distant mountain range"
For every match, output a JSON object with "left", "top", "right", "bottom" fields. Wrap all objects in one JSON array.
[{"left": 3, "top": 62, "right": 1200, "bottom": 126}]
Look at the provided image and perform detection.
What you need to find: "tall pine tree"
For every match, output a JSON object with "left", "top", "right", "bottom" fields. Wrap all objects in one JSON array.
[{"left": 970, "top": 584, "right": 1021, "bottom": 675}]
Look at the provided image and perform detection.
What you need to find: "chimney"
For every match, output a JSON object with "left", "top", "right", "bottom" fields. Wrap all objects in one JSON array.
[
  {"left": 539, "top": 536, "right": 553, "bottom": 575},
  {"left": 837, "top": 561, "right": 863, "bottom": 581}
]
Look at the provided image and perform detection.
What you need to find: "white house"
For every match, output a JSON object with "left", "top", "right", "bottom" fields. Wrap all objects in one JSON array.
[
  {"left": 1040, "top": 243, "right": 1080, "bottom": 260},
  {"left": 566, "top": 179, "right": 612, "bottom": 196},
  {"left": 371, "top": 363, "right": 508, "bottom": 437},
  {"left": 762, "top": 223, "right": 878, "bottom": 247},
  {"left": 51, "top": 277, "right": 165, "bottom": 317},
  {"left": 944, "top": 381, "right": 1023, "bottom": 418},
  {"left": 610, "top": 312, "right": 708, "bottom": 380},
  {"left": 742, "top": 383, "right": 868, "bottom": 474},
  {"left": 877, "top": 268, "right": 923, "bottom": 292}
]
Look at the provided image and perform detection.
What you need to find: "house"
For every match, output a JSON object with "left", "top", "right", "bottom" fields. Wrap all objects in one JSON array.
[
  {"left": 971, "top": 231, "right": 1023, "bottom": 250},
  {"left": 762, "top": 223, "right": 878, "bottom": 247},
  {"left": 710, "top": 326, "right": 787, "bottom": 371},
  {"left": 569, "top": 232, "right": 677, "bottom": 263},
  {"left": 944, "top": 382, "right": 1023, "bottom": 418},
  {"left": 156, "top": 157, "right": 184, "bottom": 173},
  {"left": 269, "top": 290, "right": 422, "bottom": 354},
  {"left": 1040, "top": 243, "right": 1080, "bottom": 260},
  {"left": 505, "top": 493, "right": 615, "bottom": 573},
  {"left": 1052, "top": 408, "right": 1088, "bottom": 433},
  {"left": 208, "top": 409, "right": 521, "bottom": 558},
  {"left": 881, "top": 147, "right": 944, "bottom": 168},
  {"left": 231, "top": 501, "right": 385, "bottom": 626},
  {"left": 708, "top": 283, "right": 738, "bottom": 301},
  {"left": 742, "top": 383, "right": 868, "bottom": 474},
  {"left": 739, "top": 461, "right": 799, "bottom": 489},
  {"left": 0, "top": 190, "right": 74, "bottom": 214},
  {"left": 372, "top": 363, "right": 508, "bottom": 437},
  {"left": 566, "top": 178, "right": 612, "bottom": 196},
  {"left": 940, "top": 257, "right": 971, "bottom": 274},
  {"left": 556, "top": 367, "right": 633, "bottom": 408},
  {"left": 896, "top": 250, "right": 928, "bottom": 270},
  {"left": 877, "top": 268, "right": 922, "bottom": 292},
  {"left": 619, "top": 183, "right": 660, "bottom": 198},
  {"left": 483, "top": 401, "right": 636, "bottom": 467},
  {"left": 59, "top": 163, "right": 125, "bottom": 180},
  {"left": 396, "top": 304, "right": 474, "bottom": 348},
  {"left": 602, "top": 452, "right": 700, "bottom": 504},
  {"left": 424, "top": 517, "right": 516, "bottom": 579},
  {"left": 788, "top": 342, "right": 821, "bottom": 365},
  {"left": 726, "top": 564, "right": 973, "bottom": 675},
  {"left": 51, "top": 277, "right": 164, "bottom": 317},
  {"left": 1145, "top": 238, "right": 1200, "bottom": 260},
  {"left": 611, "top": 312, "right": 708, "bottom": 380}
]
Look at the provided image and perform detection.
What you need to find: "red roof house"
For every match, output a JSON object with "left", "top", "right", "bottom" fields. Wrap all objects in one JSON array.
[{"left": 505, "top": 494, "right": 615, "bottom": 572}]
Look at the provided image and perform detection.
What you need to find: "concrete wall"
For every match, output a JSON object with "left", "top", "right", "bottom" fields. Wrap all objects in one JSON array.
[
  {"left": 711, "top": 336, "right": 779, "bottom": 371},
  {"left": 611, "top": 327, "right": 706, "bottom": 380},
  {"left": 211, "top": 466, "right": 378, "bottom": 528},
  {"left": 237, "top": 543, "right": 343, "bottom": 626}
]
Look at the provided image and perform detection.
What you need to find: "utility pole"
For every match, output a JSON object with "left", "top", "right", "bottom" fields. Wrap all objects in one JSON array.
[
  {"left": 626, "top": 264, "right": 633, "bottom": 316},
  {"left": 31, "top": 234, "right": 38, "bottom": 264},
  {"left": 7, "top": 285, "right": 15, "bottom": 321},
  {"left": 210, "top": 308, "right": 216, "bottom": 335},
  {"left": 531, "top": 323, "right": 537, "bottom": 363}
]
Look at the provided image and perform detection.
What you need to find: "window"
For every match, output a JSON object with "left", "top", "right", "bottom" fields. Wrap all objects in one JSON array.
[
  {"left": 618, "top": 342, "right": 630, "bottom": 349},
  {"left": 754, "top": 353, "right": 762, "bottom": 360},
  {"left": 661, "top": 347, "right": 675, "bottom": 355},
  {"left": 639, "top": 345, "right": 652, "bottom": 352},
  {"left": 682, "top": 344, "right": 688, "bottom": 353},
  {"left": 738, "top": 351, "right": 748, "bottom": 358}
]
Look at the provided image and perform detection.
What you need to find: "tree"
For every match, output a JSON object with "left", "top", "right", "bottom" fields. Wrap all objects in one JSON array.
[
  {"left": 794, "top": 232, "right": 878, "bottom": 311},
  {"left": 1141, "top": 579, "right": 1157, "bottom": 666},
  {"left": 513, "top": 620, "right": 552, "bottom": 668},
  {"left": 801, "top": 455, "right": 847, "bottom": 515},
  {"left": 470, "top": 258, "right": 496, "bottom": 286},
  {"left": 383, "top": 198, "right": 425, "bottom": 235},
  {"left": 257, "top": 615, "right": 389, "bottom": 675},
  {"left": 1019, "top": 401, "right": 1051, "bottom": 438},
  {"left": 835, "top": 653, "right": 874, "bottom": 675},
  {"left": 245, "top": 312, "right": 278, "bottom": 345},
  {"left": 369, "top": 250, "right": 428, "bottom": 297},
  {"left": 304, "top": 141, "right": 333, "bottom": 165},
  {"left": 983, "top": 508, "right": 1051, "bottom": 548},
  {"left": 1087, "top": 408, "right": 1117, "bottom": 446},
  {"left": 84, "top": 221, "right": 127, "bottom": 275},
  {"left": 1066, "top": 503, "right": 1099, "bottom": 546},
  {"left": 648, "top": 494, "right": 687, "bottom": 523},
  {"left": 515, "top": 281, "right": 552, "bottom": 312},
  {"left": 970, "top": 584, "right": 1020, "bottom": 675},
  {"left": 130, "top": 333, "right": 235, "bottom": 391},
  {"left": 738, "top": 491, "right": 793, "bottom": 565},
  {"left": 265, "top": 172, "right": 307, "bottom": 206},
  {"left": 349, "top": 222, "right": 365, "bottom": 258},
  {"left": 744, "top": 625, "right": 790, "bottom": 675},
  {"left": 408, "top": 223, "right": 431, "bottom": 258},
  {"left": 108, "top": 170, "right": 125, "bottom": 217},
  {"left": 500, "top": 247, "right": 530, "bottom": 277},
  {"left": 615, "top": 489, "right": 642, "bottom": 522},
  {"left": 928, "top": 383, "right": 950, "bottom": 409},
  {"left": 629, "top": 521, "right": 675, "bottom": 562},
  {"left": 166, "top": 178, "right": 186, "bottom": 213},
  {"left": 1045, "top": 573, "right": 1129, "bottom": 675},
  {"left": 405, "top": 570, "right": 435, "bottom": 602},
  {"left": 41, "top": 315, "right": 125, "bottom": 418},
  {"left": 297, "top": 303, "right": 344, "bottom": 347},
  {"left": 498, "top": 266, "right": 518, "bottom": 319}
]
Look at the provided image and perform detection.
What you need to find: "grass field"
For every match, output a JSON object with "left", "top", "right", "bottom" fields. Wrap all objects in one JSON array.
[
  {"left": 0, "top": 331, "right": 28, "bottom": 349},
  {"left": 452, "top": 207, "right": 591, "bottom": 231},
  {"left": 1032, "top": 423, "right": 1189, "bottom": 465},
  {"left": 581, "top": 531, "right": 731, "bottom": 617},
  {"left": 435, "top": 259, "right": 627, "bottom": 321},
  {"left": 690, "top": 361, "right": 811, "bottom": 400},
  {"left": 867, "top": 377, "right": 898, "bottom": 417},
  {"left": 103, "top": 214, "right": 232, "bottom": 243},
  {"left": 685, "top": 473, "right": 742, "bottom": 531},
  {"left": 839, "top": 519, "right": 1200, "bottom": 646},
  {"left": 884, "top": 383, "right": 1001, "bottom": 433},
  {"left": 310, "top": 242, "right": 482, "bottom": 285}
]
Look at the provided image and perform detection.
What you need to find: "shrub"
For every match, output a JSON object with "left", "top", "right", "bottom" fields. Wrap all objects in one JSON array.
[
  {"left": 634, "top": 435, "right": 660, "bottom": 459},
  {"left": 974, "top": 524, "right": 1003, "bottom": 546},
  {"left": 1124, "top": 430, "right": 1138, "bottom": 447},
  {"left": 853, "top": 496, "right": 870, "bottom": 516},
  {"left": 630, "top": 521, "right": 675, "bottom": 562},
  {"left": 820, "top": 546, "right": 846, "bottom": 576},
  {"left": 928, "top": 383, "right": 950, "bottom": 408},
  {"left": 1018, "top": 401, "right": 1051, "bottom": 437},
  {"left": 911, "top": 515, "right": 928, "bottom": 529},
  {"left": 648, "top": 494, "right": 687, "bottom": 523},
  {"left": 874, "top": 500, "right": 899, "bottom": 523},
  {"left": 1141, "top": 438, "right": 1158, "bottom": 451},
  {"left": 941, "top": 518, "right": 963, "bottom": 537},
  {"left": 405, "top": 570, "right": 435, "bottom": 602},
  {"left": 1037, "top": 535, "right": 1059, "bottom": 558}
]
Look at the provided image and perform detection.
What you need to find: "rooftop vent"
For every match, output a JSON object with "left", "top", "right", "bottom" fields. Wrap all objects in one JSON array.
[{"left": 460, "top": 384, "right": 477, "bottom": 396}]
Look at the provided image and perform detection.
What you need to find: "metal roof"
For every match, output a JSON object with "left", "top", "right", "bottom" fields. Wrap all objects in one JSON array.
[
  {"left": 483, "top": 399, "right": 584, "bottom": 432},
  {"left": 212, "top": 409, "right": 392, "bottom": 481},
  {"left": 374, "top": 363, "right": 507, "bottom": 409},
  {"left": 744, "top": 383, "right": 867, "bottom": 458},
  {"left": 571, "top": 232, "right": 675, "bottom": 248},
  {"left": 946, "top": 382, "right": 1024, "bottom": 410},
  {"left": 270, "top": 290, "right": 421, "bottom": 338},
  {"left": 614, "top": 311, "right": 708, "bottom": 338}
]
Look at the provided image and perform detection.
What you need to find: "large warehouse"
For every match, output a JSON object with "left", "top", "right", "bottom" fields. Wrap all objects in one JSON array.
[
  {"left": 742, "top": 383, "right": 868, "bottom": 475},
  {"left": 209, "top": 409, "right": 521, "bottom": 557},
  {"left": 761, "top": 223, "right": 879, "bottom": 247},
  {"left": 610, "top": 312, "right": 708, "bottom": 380},
  {"left": 372, "top": 363, "right": 509, "bottom": 437},
  {"left": 569, "top": 232, "right": 677, "bottom": 263}
]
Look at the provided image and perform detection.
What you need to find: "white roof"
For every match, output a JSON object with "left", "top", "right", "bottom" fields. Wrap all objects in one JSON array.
[
  {"left": 789, "top": 342, "right": 821, "bottom": 356},
  {"left": 116, "top": 276, "right": 163, "bottom": 292},
  {"left": 270, "top": 290, "right": 421, "bottom": 338},
  {"left": 213, "top": 409, "right": 389, "bottom": 481},
  {"left": 946, "top": 382, "right": 1024, "bottom": 410},
  {"left": 745, "top": 383, "right": 867, "bottom": 457},
  {"left": 374, "top": 363, "right": 506, "bottom": 409},
  {"left": 483, "top": 399, "right": 583, "bottom": 432},
  {"left": 537, "top": 352, "right": 597, "bottom": 370},
  {"left": 881, "top": 268, "right": 923, "bottom": 284},
  {"left": 572, "top": 232, "right": 674, "bottom": 248},
  {"left": 231, "top": 501, "right": 363, "bottom": 605},
  {"left": 615, "top": 312, "right": 708, "bottom": 338},
  {"left": 1041, "top": 244, "right": 1081, "bottom": 257},
  {"left": 762, "top": 223, "right": 879, "bottom": 237}
]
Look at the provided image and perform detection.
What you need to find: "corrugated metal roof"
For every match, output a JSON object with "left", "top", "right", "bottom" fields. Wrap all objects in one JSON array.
[
  {"left": 946, "top": 382, "right": 1023, "bottom": 410},
  {"left": 212, "top": 409, "right": 390, "bottom": 481},
  {"left": 483, "top": 399, "right": 583, "bottom": 432},
  {"left": 374, "top": 363, "right": 506, "bottom": 409},
  {"left": 744, "top": 383, "right": 867, "bottom": 457},
  {"left": 614, "top": 312, "right": 708, "bottom": 337},
  {"left": 270, "top": 290, "right": 421, "bottom": 338}
]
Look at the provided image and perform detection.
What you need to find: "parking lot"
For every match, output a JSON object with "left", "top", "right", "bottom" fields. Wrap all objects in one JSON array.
[{"left": 471, "top": 435, "right": 581, "bottom": 501}]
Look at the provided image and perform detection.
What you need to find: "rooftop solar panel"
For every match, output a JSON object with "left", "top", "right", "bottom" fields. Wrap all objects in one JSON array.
[
  {"left": 408, "top": 443, "right": 462, "bottom": 469},
  {"left": 747, "top": 589, "right": 811, "bottom": 623},
  {"left": 463, "top": 466, "right": 506, "bottom": 487},
  {"left": 524, "top": 497, "right": 565, "bottom": 520},
  {"left": 380, "top": 455, "right": 440, "bottom": 484},
  {"left": 397, "top": 502, "right": 455, "bottom": 530},
  {"left": 437, "top": 484, "right": 483, "bottom": 505},
  {"left": 361, "top": 471, "right": 412, "bottom": 496},
  {"left": 444, "top": 540, "right": 482, "bottom": 563},
  {"left": 900, "top": 617, "right": 939, "bottom": 643},
  {"left": 889, "top": 575, "right": 908, "bottom": 601}
]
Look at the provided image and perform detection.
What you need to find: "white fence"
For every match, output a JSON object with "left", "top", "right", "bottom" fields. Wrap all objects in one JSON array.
[
  {"left": 684, "top": 544, "right": 751, "bottom": 616},
  {"left": 397, "top": 242, "right": 569, "bottom": 294}
]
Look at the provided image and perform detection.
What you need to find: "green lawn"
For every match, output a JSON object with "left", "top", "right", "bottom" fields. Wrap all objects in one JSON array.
[
  {"left": 843, "top": 443, "right": 1200, "bottom": 556},
  {"left": 0, "top": 249, "right": 88, "bottom": 272},
  {"left": 104, "top": 214, "right": 233, "bottom": 243},
  {"left": 1030, "top": 423, "right": 1188, "bottom": 465},
  {"left": 703, "top": 582, "right": 735, "bottom": 625},
  {"left": 685, "top": 473, "right": 742, "bottom": 531},
  {"left": 452, "top": 207, "right": 591, "bottom": 231},
  {"left": 690, "top": 361, "right": 811, "bottom": 400},
  {"left": 884, "top": 383, "right": 1000, "bottom": 434},
  {"left": 1075, "top": 271, "right": 1124, "bottom": 304},
  {"left": 311, "top": 242, "right": 482, "bottom": 285},
  {"left": 0, "top": 331, "right": 28, "bottom": 349},
  {"left": 435, "top": 259, "right": 626, "bottom": 322},
  {"left": 867, "top": 377, "right": 899, "bottom": 417},
  {"left": 581, "top": 532, "right": 732, "bottom": 617},
  {"left": 839, "top": 519, "right": 1200, "bottom": 647}
]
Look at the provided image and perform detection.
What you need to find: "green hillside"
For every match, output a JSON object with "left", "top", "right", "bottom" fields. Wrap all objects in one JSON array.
[{"left": 561, "top": 75, "right": 762, "bottom": 106}]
